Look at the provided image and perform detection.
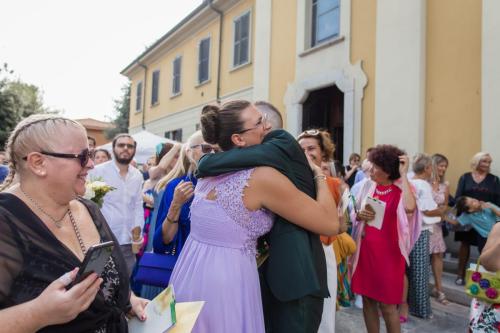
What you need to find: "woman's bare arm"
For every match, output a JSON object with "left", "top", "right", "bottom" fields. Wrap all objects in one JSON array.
[
  {"left": 480, "top": 223, "right": 500, "bottom": 271},
  {"left": 247, "top": 167, "right": 339, "bottom": 236}
]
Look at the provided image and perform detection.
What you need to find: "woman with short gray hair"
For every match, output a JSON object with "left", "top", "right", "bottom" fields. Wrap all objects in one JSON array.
[{"left": 401, "top": 153, "right": 446, "bottom": 320}]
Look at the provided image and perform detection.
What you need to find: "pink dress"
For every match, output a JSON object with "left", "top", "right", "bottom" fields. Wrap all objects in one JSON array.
[
  {"left": 429, "top": 182, "right": 447, "bottom": 254},
  {"left": 351, "top": 184, "right": 406, "bottom": 304}
]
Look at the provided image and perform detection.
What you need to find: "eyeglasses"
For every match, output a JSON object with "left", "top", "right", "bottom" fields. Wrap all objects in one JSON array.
[
  {"left": 190, "top": 143, "right": 215, "bottom": 154},
  {"left": 23, "top": 148, "right": 92, "bottom": 167},
  {"left": 116, "top": 143, "right": 135, "bottom": 149},
  {"left": 236, "top": 113, "right": 268, "bottom": 134}
]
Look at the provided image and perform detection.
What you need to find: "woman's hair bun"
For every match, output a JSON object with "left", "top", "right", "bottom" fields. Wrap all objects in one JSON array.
[{"left": 200, "top": 104, "right": 220, "bottom": 144}]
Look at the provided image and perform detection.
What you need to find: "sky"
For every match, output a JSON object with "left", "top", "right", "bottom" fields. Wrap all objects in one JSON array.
[{"left": 0, "top": 0, "right": 203, "bottom": 121}]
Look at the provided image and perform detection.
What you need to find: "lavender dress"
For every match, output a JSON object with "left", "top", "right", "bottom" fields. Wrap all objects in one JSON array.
[{"left": 169, "top": 169, "right": 274, "bottom": 333}]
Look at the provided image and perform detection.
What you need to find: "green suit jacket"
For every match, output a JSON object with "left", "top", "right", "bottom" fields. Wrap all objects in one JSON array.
[{"left": 196, "top": 129, "right": 329, "bottom": 301}]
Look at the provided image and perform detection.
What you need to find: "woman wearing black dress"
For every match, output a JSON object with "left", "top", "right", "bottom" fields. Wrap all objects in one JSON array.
[
  {"left": 0, "top": 115, "right": 148, "bottom": 332},
  {"left": 454, "top": 152, "right": 500, "bottom": 285}
]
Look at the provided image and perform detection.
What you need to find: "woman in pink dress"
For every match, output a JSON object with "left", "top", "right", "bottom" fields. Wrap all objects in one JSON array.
[{"left": 351, "top": 145, "right": 420, "bottom": 333}]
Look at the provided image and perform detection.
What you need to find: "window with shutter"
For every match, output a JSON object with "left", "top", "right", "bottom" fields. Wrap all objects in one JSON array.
[
  {"left": 151, "top": 70, "right": 160, "bottom": 105},
  {"left": 198, "top": 38, "right": 210, "bottom": 84},
  {"left": 233, "top": 12, "right": 251, "bottom": 68},
  {"left": 135, "top": 82, "right": 142, "bottom": 112},
  {"left": 172, "top": 57, "right": 182, "bottom": 95}
]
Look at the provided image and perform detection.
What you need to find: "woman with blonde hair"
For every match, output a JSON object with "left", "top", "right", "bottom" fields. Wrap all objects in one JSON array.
[
  {"left": 0, "top": 114, "right": 147, "bottom": 332},
  {"left": 429, "top": 153, "right": 450, "bottom": 304},
  {"left": 454, "top": 152, "right": 500, "bottom": 285},
  {"left": 136, "top": 131, "right": 214, "bottom": 298}
]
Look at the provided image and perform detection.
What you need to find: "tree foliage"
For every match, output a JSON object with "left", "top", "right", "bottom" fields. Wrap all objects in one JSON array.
[
  {"left": 105, "top": 83, "right": 130, "bottom": 139},
  {"left": 0, "top": 63, "right": 58, "bottom": 149}
]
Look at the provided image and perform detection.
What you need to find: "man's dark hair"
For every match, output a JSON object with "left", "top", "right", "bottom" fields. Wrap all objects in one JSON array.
[{"left": 112, "top": 133, "right": 136, "bottom": 148}]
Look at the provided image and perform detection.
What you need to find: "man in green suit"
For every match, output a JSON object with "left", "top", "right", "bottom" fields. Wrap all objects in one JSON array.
[{"left": 196, "top": 101, "right": 328, "bottom": 332}]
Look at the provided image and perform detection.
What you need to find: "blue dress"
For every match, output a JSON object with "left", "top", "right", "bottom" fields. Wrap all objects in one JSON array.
[{"left": 153, "top": 174, "right": 197, "bottom": 255}]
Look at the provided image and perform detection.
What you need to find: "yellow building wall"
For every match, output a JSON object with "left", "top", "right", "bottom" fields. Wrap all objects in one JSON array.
[
  {"left": 141, "top": 19, "right": 220, "bottom": 125},
  {"left": 425, "top": 0, "right": 482, "bottom": 192},
  {"left": 219, "top": 0, "right": 255, "bottom": 97},
  {"left": 350, "top": 0, "right": 377, "bottom": 157},
  {"left": 128, "top": 0, "right": 255, "bottom": 129},
  {"left": 269, "top": 0, "right": 297, "bottom": 123}
]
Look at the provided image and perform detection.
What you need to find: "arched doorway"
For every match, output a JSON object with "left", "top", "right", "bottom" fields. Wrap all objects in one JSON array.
[{"left": 302, "top": 85, "right": 344, "bottom": 162}]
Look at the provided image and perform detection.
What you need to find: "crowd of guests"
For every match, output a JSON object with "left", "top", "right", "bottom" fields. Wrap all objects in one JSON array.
[{"left": 0, "top": 100, "right": 498, "bottom": 333}]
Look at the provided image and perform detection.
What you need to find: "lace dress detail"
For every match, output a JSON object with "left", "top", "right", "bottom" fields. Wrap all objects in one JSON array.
[
  {"left": 215, "top": 169, "right": 273, "bottom": 255},
  {"left": 170, "top": 168, "right": 274, "bottom": 332},
  {"left": 94, "top": 255, "right": 122, "bottom": 333}
]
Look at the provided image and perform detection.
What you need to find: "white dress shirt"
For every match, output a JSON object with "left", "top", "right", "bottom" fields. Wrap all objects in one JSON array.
[{"left": 89, "top": 160, "right": 144, "bottom": 245}]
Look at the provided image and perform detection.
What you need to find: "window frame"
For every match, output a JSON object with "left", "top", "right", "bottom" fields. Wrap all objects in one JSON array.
[
  {"left": 311, "top": 0, "right": 340, "bottom": 47},
  {"left": 197, "top": 36, "right": 211, "bottom": 85},
  {"left": 151, "top": 70, "right": 160, "bottom": 106},
  {"left": 172, "top": 56, "right": 182, "bottom": 96},
  {"left": 164, "top": 128, "right": 183, "bottom": 142},
  {"left": 231, "top": 10, "right": 252, "bottom": 70},
  {"left": 135, "top": 81, "right": 143, "bottom": 113}
]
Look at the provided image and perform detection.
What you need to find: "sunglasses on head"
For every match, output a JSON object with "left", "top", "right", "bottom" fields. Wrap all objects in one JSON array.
[
  {"left": 297, "top": 129, "right": 321, "bottom": 140},
  {"left": 190, "top": 144, "right": 215, "bottom": 154},
  {"left": 23, "top": 148, "right": 92, "bottom": 167}
]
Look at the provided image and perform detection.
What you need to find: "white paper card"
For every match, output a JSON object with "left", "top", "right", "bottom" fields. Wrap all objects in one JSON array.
[
  {"left": 340, "top": 189, "right": 351, "bottom": 214},
  {"left": 362, "top": 196, "right": 386, "bottom": 230},
  {"left": 128, "top": 285, "right": 176, "bottom": 333}
]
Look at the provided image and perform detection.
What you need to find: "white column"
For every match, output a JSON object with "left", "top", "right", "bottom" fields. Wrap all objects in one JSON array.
[
  {"left": 482, "top": 0, "right": 500, "bottom": 175},
  {"left": 252, "top": 0, "right": 272, "bottom": 101},
  {"left": 374, "top": 0, "right": 426, "bottom": 156}
]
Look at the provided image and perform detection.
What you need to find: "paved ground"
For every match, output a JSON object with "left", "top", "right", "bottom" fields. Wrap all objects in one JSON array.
[{"left": 336, "top": 298, "right": 469, "bottom": 332}]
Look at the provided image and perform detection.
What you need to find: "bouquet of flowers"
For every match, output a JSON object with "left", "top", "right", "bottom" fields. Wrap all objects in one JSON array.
[{"left": 83, "top": 177, "right": 115, "bottom": 208}]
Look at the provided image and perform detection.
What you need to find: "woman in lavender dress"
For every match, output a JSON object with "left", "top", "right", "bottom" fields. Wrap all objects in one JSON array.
[{"left": 169, "top": 101, "right": 340, "bottom": 333}]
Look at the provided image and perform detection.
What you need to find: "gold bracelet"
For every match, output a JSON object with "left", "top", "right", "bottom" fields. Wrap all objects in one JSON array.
[
  {"left": 314, "top": 174, "right": 327, "bottom": 181},
  {"left": 166, "top": 216, "right": 178, "bottom": 224}
]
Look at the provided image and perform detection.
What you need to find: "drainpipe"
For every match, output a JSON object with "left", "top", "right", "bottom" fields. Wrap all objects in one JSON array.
[
  {"left": 138, "top": 61, "right": 148, "bottom": 129},
  {"left": 207, "top": 0, "right": 223, "bottom": 103}
]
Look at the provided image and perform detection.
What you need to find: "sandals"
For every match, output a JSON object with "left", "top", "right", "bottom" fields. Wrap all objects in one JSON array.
[
  {"left": 437, "top": 291, "right": 449, "bottom": 305},
  {"left": 455, "top": 277, "right": 465, "bottom": 286}
]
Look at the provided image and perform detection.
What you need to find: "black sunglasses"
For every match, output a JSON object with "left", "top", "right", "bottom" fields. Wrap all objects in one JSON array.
[
  {"left": 23, "top": 148, "right": 92, "bottom": 167},
  {"left": 190, "top": 144, "right": 215, "bottom": 154},
  {"left": 116, "top": 143, "right": 136, "bottom": 149}
]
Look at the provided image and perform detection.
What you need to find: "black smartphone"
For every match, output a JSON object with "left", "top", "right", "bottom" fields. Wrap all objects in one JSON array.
[{"left": 71, "top": 241, "right": 114, "bottom": 286}]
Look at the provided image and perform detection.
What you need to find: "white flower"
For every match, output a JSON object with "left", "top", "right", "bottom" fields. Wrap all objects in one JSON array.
[
  {"left": 84, "top": 184, "right": 95, "bottom": 200},
  {"left": 91, "top": 180, "right": 107, "bottom": 188}
]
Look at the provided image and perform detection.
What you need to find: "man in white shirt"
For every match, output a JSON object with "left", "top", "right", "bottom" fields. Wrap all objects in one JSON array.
[{"left": 89, "top": 134, "right": 144, "bottom": 275}]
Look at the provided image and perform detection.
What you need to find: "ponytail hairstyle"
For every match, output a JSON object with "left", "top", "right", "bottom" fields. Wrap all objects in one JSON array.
[
  {"left": 0, "top": 114, "right": 86, "bottom": 192},
  {"left": 200, "top": 100, "right": 251, "bottom": 151}
]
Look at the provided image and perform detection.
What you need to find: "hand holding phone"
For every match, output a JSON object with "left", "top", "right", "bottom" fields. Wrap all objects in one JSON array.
[{"left": 70, "top": 241, "right": 114, "bottom": 287}]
